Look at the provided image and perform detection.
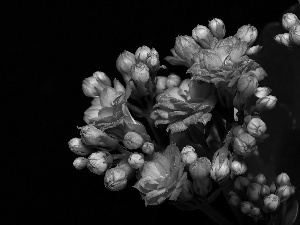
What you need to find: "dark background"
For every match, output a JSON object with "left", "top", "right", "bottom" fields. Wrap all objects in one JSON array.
[{"left": 5, "top": 0, "right": 300, "bottom": 224}]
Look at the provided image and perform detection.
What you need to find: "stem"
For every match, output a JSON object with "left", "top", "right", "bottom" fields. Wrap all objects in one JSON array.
[
  {"left": 197, "top": 202, "right": 234, "bottom": 225},
  {"left": 145, "top": 114, "right": 165, "bottom": 147}
]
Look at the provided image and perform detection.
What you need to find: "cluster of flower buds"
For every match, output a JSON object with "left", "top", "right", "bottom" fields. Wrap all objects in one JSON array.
[
  {"left": 154, "top": 73, "right": 182, "bottom": 95},
  {"left": 275, "top": 13, "right": 300, "bottom": 46},
  {"left": 230, "top": 172, "right": 295, "bottom": 221},
  {"left": 116, "top": 46, "right": 163, "bottom": 99},
  {"left": 230, "top": 115, "right": 268, "bottom": 157}
]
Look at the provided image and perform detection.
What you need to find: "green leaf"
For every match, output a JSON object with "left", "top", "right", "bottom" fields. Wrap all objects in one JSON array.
[
  {"left": 207, "top": 188, "right": 222, "bottom": 204},
  {"left": 283, "top": 200, "right": 298, "bottom": 225}
]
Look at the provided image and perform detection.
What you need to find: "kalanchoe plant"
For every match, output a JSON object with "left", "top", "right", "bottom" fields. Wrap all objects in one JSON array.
[{"left": 68, "top": 10, "right": 299, "bottom": 225}]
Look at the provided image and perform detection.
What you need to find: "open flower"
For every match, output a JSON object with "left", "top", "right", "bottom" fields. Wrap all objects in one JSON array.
[
  {"left": 134, "top": 143, "right": 186, "bottom": 206},
  {"left": 151, "top": 80, "right": 216, "bottom": 133}
]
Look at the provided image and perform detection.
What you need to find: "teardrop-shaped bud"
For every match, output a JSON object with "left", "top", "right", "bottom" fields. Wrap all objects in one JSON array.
[{"left": 208, "top": 18, "right": 226, "bottom": 39}]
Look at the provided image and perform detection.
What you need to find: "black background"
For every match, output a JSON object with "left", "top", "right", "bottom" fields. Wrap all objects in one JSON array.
[{"left": 5, "top": 0, "right": 300, "bottom": 224}]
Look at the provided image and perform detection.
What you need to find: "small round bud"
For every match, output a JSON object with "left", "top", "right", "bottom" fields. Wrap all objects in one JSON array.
[
  {"left": 289, "top": 23, "right": 300, "bottom": 45},
  {"left": 241, "top": 201, "right": 253, "bottom": 215},
  {"left": 123, "top": 132, "right": 144, "bottom": 150},
  {"left": 234, "top": 176, "right": 250, "bottom": 191},
  {"left": 254, "top": 87, "right": 272, "bottom": 99},
  {"left": 146, "top": 48, "right": 160, "bottom": 72},
  {"left": 116, "top": 51, "right": 136, "bottom": 79},
  {"left": 250, "top": 207, "right": 261, "bottom": 217},
  {"left": 142, "top": 142, "right": 154, "bottom": 155},
  {"left": 92, "top": 71, "right": 111, "bottom": 87},
  {"left": 235, "top": 25, "right": 258, "bottom": 46},
  {"left": 192, "top": 25, "right": 214, "bottom": 48},
  {"left": 131, "top": 62, "right": 150, "bottom": 85},
  {"left": 247, "top": 118, "right": 267, "bottom": 138},
  {"left": 254, "top": 173, "right": 267, "bottom": 185},
  {"left": 155, "top": 76, "right": 167, "bottom": 94},
  {"left": 189, "top": 157, "right": 211, "bottom": 180},
  {"left": 73, "top": 157, "right": 88, "bottom": 170},
  {"left": 104, "top": 167, "right": 127, "bottom": 191},
  {"left": 264, "top": 194, "right": 280, "bottom": 212},
  {"left": 68, "top": 137, "right": 93, "bottom": 156},
  {"left": 135, "top": 46, "right": 151, "bottom": 63},
  {"left": 260, "top": 184, "right": 271, "bottom": 197},
  {"left": 166, "top": 74, "right": 181, "bottom": 88},
  {"left": 276, "top": 172, "right": 291, "bottom": 186},
  {"left": 269, "top": 182, "right": 277, "bottom": 194},
  {"left": 87, "top": 151, "right": 113, "bottom": 175},
  {"left": 275, "top": 185, "right": 291, "bottom": 202},
  {"left": 228, "top": 191, "right": 241, "bottom": 206},
  {"left": 128, "top": 153, "right": 144, "bottom": 169},
  {"left": 282, "top": 13, "right": 299, "bottom": 31},
  {"left": 230, "top": 160, "right": 247, "bottom": 175},
  {"left": 247, "top": 183, "right": 261, "bottom": 202},
  {"left": 255, "top": 95, "right": 277, "bottom": 111},
  {"left": 208, "top": 18, "right": 226, "bottom": 39},
  {"left": 181, "top": 145, "right": 198, "bottom": 164}
]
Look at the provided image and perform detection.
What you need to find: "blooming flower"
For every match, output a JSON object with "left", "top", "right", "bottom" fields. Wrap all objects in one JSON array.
[
  {"left": 151, "top": 80, "right": 216, "bottom": 133},
  {"left": 133, "top": 143, "right": 186, "bottom": 206}
]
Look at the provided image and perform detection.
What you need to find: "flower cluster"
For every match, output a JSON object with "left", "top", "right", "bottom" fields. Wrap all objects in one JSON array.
[
  {"left": 67, "top": 13, "right": 298, "bottom": 225},
  {"left": 275, "top": 13, "right": 300, "bottom": 46}
]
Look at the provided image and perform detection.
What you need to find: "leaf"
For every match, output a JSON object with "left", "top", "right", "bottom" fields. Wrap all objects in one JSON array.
[
  {"left": 283, "top": 200, "right": 298, "bottom": 225},
  {"left": 169, "top": 199, "right": 199, "bottom": 211},
  {"left": 207, "top": 188, "right": 222, "bottom": 204}
]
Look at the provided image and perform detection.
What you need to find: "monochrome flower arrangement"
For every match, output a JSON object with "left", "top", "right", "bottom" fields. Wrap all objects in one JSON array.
[{"left": 68, "top": 11, "right": 300, "bottom": 225}]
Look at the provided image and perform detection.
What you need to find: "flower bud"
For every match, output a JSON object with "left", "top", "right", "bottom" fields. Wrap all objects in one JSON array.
[
  {"left": 123, "top": 131, "right": 144, "bottom": 150},
  {"left": 146, "top": 48, "right": 160, "bottom": 72},
  {"left": 234, "top": 176, "right": 250, "bottom": 191},
  {"left": 131, "top": 62, "right": 150, "bottom": 84},
  {"left": 255, "top": 95, "right": 277, "bottom": 111},
  {"left": 93, "top": 71, "right": 111, "bottom": 87},
  {"left": 269, "top": 182, "right": 277, "bottom": 194},
  {"left": 260, "top": 184, "right": 271, "bottom": 197},
  {"left": 189, "top": 157, "right": 211, "bottom": 180},
  {"left": 116, "top": 51, "right": 136, "bottom": 81},
  {"left": 254, "top": 173, "right": 267, "bottom": 185},
  {"left": 104, "top": 166, "right": 127, "bottom": 191},
  {"left": 142, "top": 142, "right": 154, "bottom": 155},
  {"left": 241, "top": 201, "right": 253, "bottom": 215},
  {"left": 228, "top": 191, "right": 241, "bottom": 206},
  {"left": 246, "top": 45, "right": 263, "bottom": 55},
  {"left": 135, "top": 46, "right": 151, "bottom": 63},
  {"left": 254, "top": 87, "right": 272, "bottom": 99},
  {"left": 290, "top": 185, "right": 296, "bottom": 195},
  {"left": 192, "top": 25, "right": 214, "bottom": 48},
  {"left": 275, "top": 185, "right": 291, "bottom": 202},
  {"left": 174, "top": 35, "right": 201, "bottom": 65},
  {"left": 247, "top": 118, "right": 267, "bottom": 138},
  {"left": 82, "top": 76, "right": 103, "bottom": 97},
  {"left": 274, "top": 33, "right": 292, "bottom": 47},
  {"left": 276, "top": 172, "right": 291, "bottom": 186},
  {"left": 289, "top": 23, "right": 300, "bottom": 45},
  {"left": 73, "top": 157, "right": 88, "bottom": 170},
  {"left": 68, "top": 137, "right": 93, "bottom": 156},
  {"left": 250, "top": 207, "right": 261, "bottom": 217},
  {"left": 235, "top": 25, "right": 258, "bottom": 46},
  {"left": 233, "top": 133, "right": 257, "bottom": 157},
  {"left": 155, "top": 76, "right": 167, "bottom": 94},
  {"left": 208, "top": 18, "right": 226, "bottom": 39},
  {"left": 179, "top": 179, "right": 194, "bottom": 201},
  {"left": 80, "top": 125, "right": 119, "bottom": 149},
  {"left": 230, "top": 160, "right": 247, "bottom": 175},
  {"left": 210, "top": 148, "right": 230, "bottom": 182},
  {"left": 179, "top": 79, "right": 190, "bottom": 96},
  {"left": 247, "top": 183, "right": 261, "bottom": 202},
  {"left": 237, "top": 73, "right": 258, "bottom": 99},
  {"left": 282, "top": 13, "right": 299, "bottom": 31},
  {"left": 87, "top": 151, "right": 113, "bottom": 175},
  {"left": 128, "top": 153, "right": 144, "bottom": 169},
  {"left": 193, "top": 176, "right": 212, "bottom": 197},
  {"left": 263, "top": 194, "right": 280, "bottom": 212},
  {"left": 181, "top": 145, "right": 198, "bottom": 165},
  {"left": 166, "top": 74, "right": 181, "bottom": 88}
]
